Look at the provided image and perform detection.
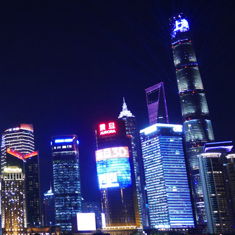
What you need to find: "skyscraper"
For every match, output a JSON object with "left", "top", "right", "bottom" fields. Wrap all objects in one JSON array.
[
  {"left": 1, "top": 166, "right": 27, "bottom": 235},
  {"left": 51, "top": 135, "right": 82, "bottom": 232},
  {"left": 43, "top": 186, "right": 55, "bottom": 227},
  {"left": 170, "top": 14, "right": 214, "bottom": 228},
  {"left": 140, "top": 123, "right": 194, "bottom": 229},
  {"left": 1, "top": 124, "right": 41, "bottom": 229},
  {"left": 118, "top": 98, "right": 149, "bottom": 227},
  {"left": 95, "top": 120, "right": 140, "bottom": 230},
  {"left": 199, "top": 141, "right": 235, "bottom": 233},
  {"left": 145, "top": 82, "right": 169, "bottom": 124}
]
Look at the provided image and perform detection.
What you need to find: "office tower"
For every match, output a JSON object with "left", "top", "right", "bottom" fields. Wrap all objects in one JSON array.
[
  {"left": 82, "top": 200, "right": 102, "bottom": 229},
  {"left": 1, "top": 124, "right": 41, "bottom": 228},
  {"left": 118, "top": 98, "right": 149, "bottom": 227},
  {"left": 145, "top": 82, "right": 169, "bottom": 124},
  {"left": 170, "top": 14, "right": 214, "bottom": 228},
  {"left": 140, "top": 123, "right": 194, "bottom": 229},
  {"left": 51, "top": 136, "right": 82, "bottom": 232},
  {"left": 43, "top": 186, "right": 55, "bottom": 226},
  {"left": 199, "top": 141, "right": 235, "bottom": 233},
  {"left": 1, "top": 166, "right": 27, "bottom": 234},
  {"left": 95, "top": 120, "right": 140, "bottom": 230}
]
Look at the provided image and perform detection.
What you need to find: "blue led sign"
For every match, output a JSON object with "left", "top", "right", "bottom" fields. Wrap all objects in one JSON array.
[
  {"left": 54, "top": 138, "right": 74, "bottom": 143},
  {"left": 96, "top": 147, "right": 132, "bottom": 189},
  {"left": 172, "top": 18, "right": 189, "bottom": 38}
]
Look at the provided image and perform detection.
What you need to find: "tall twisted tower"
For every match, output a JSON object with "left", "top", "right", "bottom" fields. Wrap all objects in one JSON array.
[{"left": 170, "top": 14, "right": 214, "bottom": 229}]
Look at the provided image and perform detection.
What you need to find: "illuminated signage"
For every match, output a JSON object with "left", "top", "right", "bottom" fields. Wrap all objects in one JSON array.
[
  {"left": 54, "top": 138, "right": 74, "bottom": 143},
  {"left": 77, "top": 213, "right": 96, "bottom": 231},
  {"left": 96, "top": 146, "right": 131, "bottom": 189},
  {"left": 96, "top": 146, "right": 129, "bottom": 161},
  {"left": 7, "top": 148, "right": 38, "bottom": 161},
  {"left": 99, "top": 122, "right": 116, "bottom": 136},
  {"left": 172, "top": 18, "right": 189, "bottom": 38}
]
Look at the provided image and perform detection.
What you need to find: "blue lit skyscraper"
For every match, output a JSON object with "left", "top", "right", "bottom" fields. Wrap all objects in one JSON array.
[
  {"left": 51, "top": 135, "right": 81, "bottom": 232},
  {"left": 118, "top": 98, "right": 149, "bottom": 227},
  {"left": 199, "top": 141, "right": 235, "bottom": 233},
  {"left": 95, "top": 120, "right": 141, "bottom": 229},
  {"left": 170, "top": 14, "right": 214, "bottom": 229},
  {"left": 43, "top": 186, "right": 55, "bottom": 226},
  {"left": 140, "top": 123, "right": 194, "bottom": 229}
]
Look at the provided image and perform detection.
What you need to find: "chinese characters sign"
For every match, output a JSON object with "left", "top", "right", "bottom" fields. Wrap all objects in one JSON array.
[
  {"left": 99, "top": 122, "right": 116, "bottom": 136},
  {"left": 172, "top": 18, "right": 189, "bottom": 38}
]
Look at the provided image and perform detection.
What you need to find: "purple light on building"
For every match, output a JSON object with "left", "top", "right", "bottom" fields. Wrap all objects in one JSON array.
[{"left": 145, "top": 82, "right": 169, "bottom": 125}]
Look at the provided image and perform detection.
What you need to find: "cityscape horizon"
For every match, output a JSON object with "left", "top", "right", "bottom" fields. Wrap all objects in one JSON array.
[{"left": 0, "top": 1, "right": 234, "bottom": 234}]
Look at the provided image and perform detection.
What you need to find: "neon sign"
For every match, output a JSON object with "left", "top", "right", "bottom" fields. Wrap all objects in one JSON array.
[
  {"left": 7, "top": 148, "right": 38, "bottom": 161},
  {"left": 172, "top": 18, "right": 189, "bottom": 37},
  {"left": 54, "top": 138, "right": 74, "bottom": 143},
  {"left": 99, "top": 122, "right": 117, "bottom": 136}
]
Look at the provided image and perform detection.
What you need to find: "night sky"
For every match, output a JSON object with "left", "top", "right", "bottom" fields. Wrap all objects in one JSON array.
[{"left": 0, "top": 1, "right": 234, "bottom": 202}]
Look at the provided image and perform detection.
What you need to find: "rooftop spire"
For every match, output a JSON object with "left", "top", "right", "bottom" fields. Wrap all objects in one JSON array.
[
  {"left": 44, "top": 183, "right": 54, "bottom": 196},
  {"left": 118, "top": 97, "right": 135, "bottom": 118}
]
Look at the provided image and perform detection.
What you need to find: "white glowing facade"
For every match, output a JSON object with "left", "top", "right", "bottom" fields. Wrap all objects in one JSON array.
[
  {"left": 77, "top": 213, "right": 96, "bottom": 231},
  {"left": 1, "top": 167, "right": 27, "bottom": 234},
  {"left": 1, "top": 124, "right": 35, "bottom": 171}
]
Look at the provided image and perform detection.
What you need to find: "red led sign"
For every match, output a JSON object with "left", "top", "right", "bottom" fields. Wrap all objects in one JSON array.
[{"left": 99, "top": 122, "right": 117, "bottom": 136}]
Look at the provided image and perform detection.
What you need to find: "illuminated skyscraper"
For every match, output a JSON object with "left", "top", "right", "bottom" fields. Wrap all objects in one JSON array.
[
  {"left": 145, "top": 82, "right": 169, "bottom": 124},
  {"left": 95, "top": 120, "right": 140, "bottom": 230},
  {"left": 140, "top": 123, "right": 194, "bottom": 229},
  {"left": 118, "top": 98, "right": 149, "bottom": 227},
  {"left": 43, "top": 186, "right": 55, "bottom": 226},
  {"left": 170, "top": 14, "right": 214, "bottom": 228},
  {"left": 199, "top": 141, "right": 235, "bottom": 233},
  {"left": 1, "top": 166, "right": 27, "bottom": 235},
  {"left": 1, "top": 124, "right": 41, "bottom": 229},
  {"left": 51, "top": 135, "right": 81, "bottom": 232}
]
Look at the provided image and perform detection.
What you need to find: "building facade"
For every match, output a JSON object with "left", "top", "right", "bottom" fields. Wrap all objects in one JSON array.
[
  {"left": 1, "top": 166, "right": 27, "bottom": 235},
  {"left": 95, "top": 120, "right": 140, "bottom": 230},
  {"left": 43, "top": 186, "right": 55, "bottom": 227},
  {"left": 170, "top": 14, "right": 214, "bottom": 229},
  {"left": 51, "top": 135, "right": 82, "bottom": 232},
  {"left": 145, "top": 82, "right": 169, "bottom": 124},
  {"left": 199, "top": 141, "right": 235, "bottom": 233},
  {"left": 1, "top": 124, "right": 41, "bottom": 230},
  {"left": 140, "top": 123, "right": 194, "bottom": 229},
  {"left": 118, "top": 99, "right": 149, "bottom": 227}
]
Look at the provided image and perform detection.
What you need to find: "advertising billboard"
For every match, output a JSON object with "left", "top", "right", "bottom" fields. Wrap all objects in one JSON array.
[
  {"left": 96, "top": 146, "right": 132, "bottom": 189},
  {"left": 77, "top": 213, "right": 96, "bottom": 231}
]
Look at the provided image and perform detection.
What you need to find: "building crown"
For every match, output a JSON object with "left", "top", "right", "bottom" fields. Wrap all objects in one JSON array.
[{"left": 118, "top": 97, "right": 135, "bottom": 118}]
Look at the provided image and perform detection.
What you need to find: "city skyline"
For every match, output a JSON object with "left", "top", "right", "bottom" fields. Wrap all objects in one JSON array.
[{"left": 0, "top": 0, "right": 234, "bottom": 206}]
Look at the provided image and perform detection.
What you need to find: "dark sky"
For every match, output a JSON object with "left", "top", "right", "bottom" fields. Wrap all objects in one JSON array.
[{"left": 0, "top": 1, "right": 234, "bottom": 202}]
